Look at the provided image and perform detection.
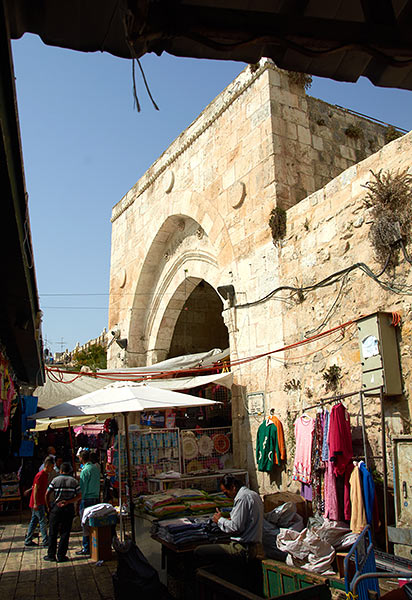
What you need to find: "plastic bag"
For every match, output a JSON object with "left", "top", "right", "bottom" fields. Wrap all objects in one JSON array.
[
  {"left": 264, "top": 502, "right": 304, "bottom": 531},
  {"left": 112, "top": 537, "right": 171, "bottom": 600},
  {"left": 276, "top": 528, "right": 336, "bottom": 574}
]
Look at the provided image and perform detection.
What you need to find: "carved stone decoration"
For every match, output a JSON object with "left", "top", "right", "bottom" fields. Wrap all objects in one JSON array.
[
  {"left": 119, "top": 268, "right": 127, "bottom": 288},
  {"left": 177, "top": 219, "right": 186, "bottom": 231},
  {"left": 230, "top": 181, "right": 246, "bottom": 209},
  {"left": 196, "top": 227, "right": 205, "bottom": 239},
  {"left": 164, "top": 252, "right": 170, "bottom": 261},
  {"left": 164, "top": 170, "right": 175, "bottom": 193}
]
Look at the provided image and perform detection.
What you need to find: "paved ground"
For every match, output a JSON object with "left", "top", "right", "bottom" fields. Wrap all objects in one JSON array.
[{"left": 0, "top": 512, "right": 117, "bottom": 600}]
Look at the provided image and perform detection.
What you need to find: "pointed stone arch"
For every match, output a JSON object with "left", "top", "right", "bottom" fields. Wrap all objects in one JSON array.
[{"left": 126, "top": 212, "right": 228, "bottom": 365}]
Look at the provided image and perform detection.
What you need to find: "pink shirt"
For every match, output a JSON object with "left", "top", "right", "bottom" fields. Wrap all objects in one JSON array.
[{"left": 292, "top": 416, "right": 314, "bottom": 484}]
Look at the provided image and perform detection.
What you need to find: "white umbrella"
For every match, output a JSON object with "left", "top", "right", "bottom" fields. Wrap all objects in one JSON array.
[
  {"left": 29, "top": 380, "right": 220, "bottom": 420},
  {"left": 29, "top": 381, "right": 222, "bottom": 542}
]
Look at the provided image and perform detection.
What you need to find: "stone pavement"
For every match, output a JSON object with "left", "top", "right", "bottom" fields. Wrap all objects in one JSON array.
[{"left": 0, "top": 513, "right": 117, "bottom": 600}]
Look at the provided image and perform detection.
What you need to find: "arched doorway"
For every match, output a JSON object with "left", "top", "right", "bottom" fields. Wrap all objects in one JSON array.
[{"left": 168, "top": 279, "right": 229, "bottom": 359}]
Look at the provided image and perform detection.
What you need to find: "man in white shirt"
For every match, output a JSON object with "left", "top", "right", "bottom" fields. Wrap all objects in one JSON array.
[{"left": 194, "top": 474, "right": 264, "bottom": 587}]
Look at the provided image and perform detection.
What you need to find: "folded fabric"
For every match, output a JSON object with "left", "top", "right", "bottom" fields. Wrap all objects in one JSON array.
[
  {"left": 143, "top": 494, "right": 175, "bottom": 511},
  {"left": 82, "top": 503, "right": 117, "bottom": 526},
  {"left": 168, "top": 488, "right": 206, "bottom": 500},
  {"left": 150, "top": 504, "right": 187, "bottom": 518},
  {"left": 185, "top": 500, "right": 216, "bottom": 513}
]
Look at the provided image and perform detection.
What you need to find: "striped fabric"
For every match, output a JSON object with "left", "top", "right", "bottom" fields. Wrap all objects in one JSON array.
[{"left": 47, "top": 475, "right": 80, "bottom": 503}]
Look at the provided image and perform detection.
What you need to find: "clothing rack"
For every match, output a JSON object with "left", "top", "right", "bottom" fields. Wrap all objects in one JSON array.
[{"left": 301, "top": 385, "right": 390, "bottom": 552}]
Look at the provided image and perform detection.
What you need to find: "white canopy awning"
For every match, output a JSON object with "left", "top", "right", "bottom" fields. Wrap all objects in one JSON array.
[
  {"left": 29, "top": 381, "right": 222, "bottom": 421},
  {"left": 35, "top": 349, "right": 231, "bottom": 410}
]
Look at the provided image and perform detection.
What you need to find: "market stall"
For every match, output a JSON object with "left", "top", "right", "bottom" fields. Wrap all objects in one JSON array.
[{"left": 30, "top": 380, "right": 224, "bottom": 541}]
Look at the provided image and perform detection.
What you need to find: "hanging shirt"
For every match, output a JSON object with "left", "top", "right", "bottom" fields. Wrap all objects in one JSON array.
[
  {"left": 292, "top": 415, "right": 314, "bottom": 484},
  {"left": 328, "top": 403, "right": 353, "bottom": 476},
  {"left": 321, "top": 409, "right": 330, "bottom": 461},
  {"left": 256, "top": 420, "right": 279, "bottom": 472},
  {"left": 269, "top": 415, "right": 286, "bottom": 461},
  {"left": 349, "top": 466, "right": 367, "bottom": 534},
  {"left": 359, "top": 461, "right": 375, "bottom": 525},
  {"left": 324, "top": 460, "right": 339, "bottom": 520}
]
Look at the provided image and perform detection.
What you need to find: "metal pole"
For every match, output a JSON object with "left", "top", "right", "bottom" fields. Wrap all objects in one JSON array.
[
  {"left": 359, "top": 392, "right": 368, "bottom": 469},
  {"left": 67, "top": 419, "right": 76, "bottom": 476},
  {"left": 123, "top": 412, "right": 135, "bottom": 543},
  {"left": 380, "top": 386, "right": 389, "bottom": 552},
  {"left": 118, "top": 427, "right": 123, "bottom": 541}
]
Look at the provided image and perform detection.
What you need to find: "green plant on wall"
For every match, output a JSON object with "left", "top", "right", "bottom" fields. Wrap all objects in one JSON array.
[
  {"left": 269, "top": 207, "right": 287, "bottom": 245},
  {"left": 287, "top": 71, "right": 313, "bottom": 90},
  {"left": 363, "top": 169, "right": 412, "bottom": 268},
  {"left": 345, "top": 124, "right": 363, "bottom": 139},
  {"left": 385, "top": 125, "right": 403, "bottom": 144},
  {"left": 322, "top": 364, "right": 342, "bottom": 392}
]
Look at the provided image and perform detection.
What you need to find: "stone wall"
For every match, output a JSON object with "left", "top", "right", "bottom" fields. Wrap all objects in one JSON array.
[
  {"left": 232, "top": 131, "right": 412, "bottom": 494},
  {"left": 107, "top": 59, "right": 409, "bottom": 496}
]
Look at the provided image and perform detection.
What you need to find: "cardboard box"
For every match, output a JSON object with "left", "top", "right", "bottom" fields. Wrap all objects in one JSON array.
[
  {"left": 263, "top": 492, "right": 307, "bottom": 521},
  {"left": 90, "top": 525, "right": 114, "bottom": 561}
]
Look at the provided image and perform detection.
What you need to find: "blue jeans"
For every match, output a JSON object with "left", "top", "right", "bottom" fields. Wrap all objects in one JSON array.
[
  {"left": 25, "top": 505, "right": 48, "bottom": 545},
  {"left": 80, "top": 497, "right": 99, "bottom": 552}
]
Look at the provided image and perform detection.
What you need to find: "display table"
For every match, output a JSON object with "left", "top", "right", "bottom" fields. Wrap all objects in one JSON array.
[
  {"left": 152, "top": 533, "right": 230, "bottom": 599},
  {"left": 0, "top": 495, "right": 22, "bottom": 514},
  {"left": 148, "top": 468, "right": 249, "bottom": 493}
]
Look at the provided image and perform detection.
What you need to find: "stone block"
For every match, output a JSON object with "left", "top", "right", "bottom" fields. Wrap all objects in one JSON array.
[{"left": 297, "top": 125, "right": 312, "bottom": 145}]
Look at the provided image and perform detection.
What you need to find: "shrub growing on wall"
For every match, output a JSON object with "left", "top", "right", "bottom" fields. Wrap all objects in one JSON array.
[{"left": 363, "top": 169, "right": 412, "bottom": 268}]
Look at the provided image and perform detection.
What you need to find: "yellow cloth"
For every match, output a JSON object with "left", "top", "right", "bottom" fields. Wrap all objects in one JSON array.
[{"left": 349, "top": 466, "right": 367, "bottom": 534}]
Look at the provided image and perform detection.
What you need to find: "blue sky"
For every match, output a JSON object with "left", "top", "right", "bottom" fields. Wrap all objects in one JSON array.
[{"left": 11, "top": 34, "right": 412, "bottom": 354}]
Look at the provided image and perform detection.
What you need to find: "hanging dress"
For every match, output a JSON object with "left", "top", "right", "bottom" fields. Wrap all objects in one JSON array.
[{"left": 292, "top": 415, "right": 314, "bottom": 484}]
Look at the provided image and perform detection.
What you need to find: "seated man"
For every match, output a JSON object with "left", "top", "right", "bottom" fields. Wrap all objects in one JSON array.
[{"left": 194, "top": 474, "right": 264, "bottom": 587}]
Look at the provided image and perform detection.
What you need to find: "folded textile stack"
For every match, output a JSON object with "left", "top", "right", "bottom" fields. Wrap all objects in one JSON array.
[
  {"left": 142, "top": 489, "right": 224, "bottom": 517},
  {"left": 151, "top": 504, "right": 188, "bottom": 518},
  {"left": 168, "top": 488, "right": 207, "bottom": 500},
  {"left": 153, "top": 515, "right": 231, "bottom": 547},
  {"left": 207, "top": 491, "right": 234, "bottom": 508},
  {"left": 184, "top": 499, "right": 217, "bottom": 513},
  {"left": 144, "top": 493, "right": 175, "bottom": 512}
]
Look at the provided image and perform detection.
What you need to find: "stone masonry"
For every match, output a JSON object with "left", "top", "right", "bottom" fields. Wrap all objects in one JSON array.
[{"left": 108, "top": 58, "right": 410, "bottom": 496}]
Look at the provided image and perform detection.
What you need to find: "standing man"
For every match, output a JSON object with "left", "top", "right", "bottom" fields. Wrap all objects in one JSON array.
[
  {"left": 194, "top": 474, "right": 264, "bottom": 584},
  {"left": 24, "top": 457, "right": 55, "bottom": 547},
  {"left": 76, "top": 449, "right": 100, "bottom": 556},
  {"left": 44, "top": 462, "right": 81, "bottom": 563}
]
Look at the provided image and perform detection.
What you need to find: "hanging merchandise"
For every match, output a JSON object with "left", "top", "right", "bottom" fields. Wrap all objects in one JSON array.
[
  {"left": 182, "top": 434, "right": 199, "bottom": 460},
  {"left": 358, "top": 460, "right": 376, "bottom": 525},
  {"left": 256, "top": 418, "right": 280, "bottom": 472},
  {"left": 292, "top": 415, "right": 314, "bottom": 484},
  {"left": 269, "top": 414, "right": 286, "bottom": 461},
  {"left": 311, "top": 411, "right": 325, "bottom": 514},
  {"left": 181, "top": 427, "right": 232, "bottom": 473},
  {"left": 198, "top": 435, "right": 214, "bottom": 457},
  {"left": 0, "top": 349, "right": 17, "bottom": 433},
  {"left": 213, "top": 432, "right": 230, "bottom": 455},
  {"left": 349, "top": 465, "right": 367, "bottom": 534},
  {"left": 328, "top": 403, "right": 353, "bottom": 476}
]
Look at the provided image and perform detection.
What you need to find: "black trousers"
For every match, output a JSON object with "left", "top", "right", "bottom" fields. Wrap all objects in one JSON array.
[{"left": 47, "top": 504, "right": 74, "bottom": 560}]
